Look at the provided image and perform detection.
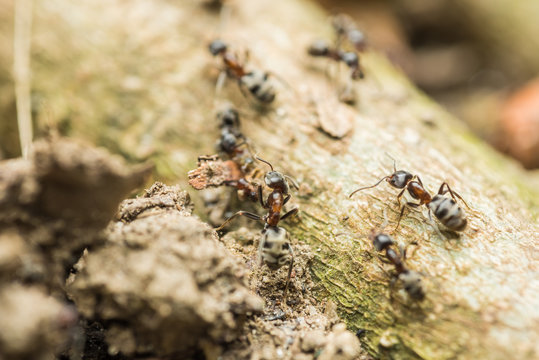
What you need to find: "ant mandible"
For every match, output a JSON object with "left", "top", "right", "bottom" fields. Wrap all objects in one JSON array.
[
  {"left": 209, "top": 39, "right": 276, "bottom": 103},
  {"left": 215, "top": 156, "right": 298, "bottom": 231}
]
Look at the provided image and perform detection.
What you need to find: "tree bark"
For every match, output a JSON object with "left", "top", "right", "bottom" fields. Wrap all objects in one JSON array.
[{"left": 1, "top": 0, "right": 538, "bottom": 359}]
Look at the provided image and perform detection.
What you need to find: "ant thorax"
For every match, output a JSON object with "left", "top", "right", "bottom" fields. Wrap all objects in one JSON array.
[
  {"left": 400, "top": 188, "right": 422, "bottom": 207},
  {"left": 259, "top": 226, "right": 292, "bottom": 270}
]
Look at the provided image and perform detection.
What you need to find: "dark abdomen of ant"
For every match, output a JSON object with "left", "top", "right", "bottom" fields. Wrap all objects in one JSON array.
[{"left": 429, "top": 195, "right": 467, "bottom": 231}]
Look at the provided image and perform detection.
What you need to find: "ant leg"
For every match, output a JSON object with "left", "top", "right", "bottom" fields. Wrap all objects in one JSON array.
[
  {"left": 426, "top": 209, "right": 446, "bottom": 240},
  {"left": 396, "top": 188, "right": 406, "bottom": 208},
  {"left": 416, "top": 176, "right": 425, "bottom": 187},
  {"left": 377, "top": 254, "right": 393, "bottom": 265},
  {"left": 215, "top": 71, "right": 227, "bottom": 98},
  {"left": 282, "top": 249, "right": 294, "bottom": 303},
  {"left": 258, "top": 185, "right": 267, "bottom": 209},
  {"left": 283, "top": 194, "right": 291, "bottom": 205},
  {"left": 280, "top": 207, "right": 298, "bottom": 221},
  {"left": 393, "top": 202, "right": 419, "bottom": 233},
  {"left": 393, "top": 205, "right": 407, "bottom": 233},
  {"left": 438, "top": 182, "right": 471, "bottom": 210},
  {"left": 215, "top": 210, "right": 262, "bottom": 231}
]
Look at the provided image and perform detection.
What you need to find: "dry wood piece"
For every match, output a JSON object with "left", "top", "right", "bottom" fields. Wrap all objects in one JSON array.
[{"left": 188, "top": 158, "right": 244, "bottom": 190}]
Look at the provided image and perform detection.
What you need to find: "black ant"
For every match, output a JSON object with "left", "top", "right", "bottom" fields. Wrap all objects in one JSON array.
[
  {"left": 331, "top": 13, "right": 367, "bottom": 52},
  {"left": 214, "top": 104, "right": 259, "bottom": 202},
  {"left": 209, "top": 39, "right": 276, "bottom": 103},
  {"left": 349, "top": 159, "right": 470, "bottom": 233},
  {"left": 369, "top": 226, "right": 425, "bottom": 301},
  {"left": 307, "top": 39, "right": 364, "bottom": 80},
  {"left": 215, "top": 156, "right": 298, "bottom": 231}
]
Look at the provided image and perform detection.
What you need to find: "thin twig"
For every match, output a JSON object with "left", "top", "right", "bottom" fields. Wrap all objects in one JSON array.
[{"left": 14, "top": 0, "right": 33, "bottom": 159}]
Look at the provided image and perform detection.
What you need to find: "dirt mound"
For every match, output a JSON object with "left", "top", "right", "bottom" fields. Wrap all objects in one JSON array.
[
  {"left": 0, "top": 137, "right": 152, "bottom": 294},
  {"left": 67, "top": 183, "right": 264, "bottom": 357}
]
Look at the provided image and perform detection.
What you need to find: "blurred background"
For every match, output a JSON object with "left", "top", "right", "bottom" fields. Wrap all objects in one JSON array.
[
  {"left": 1, "top": 0, "right": 539, "bottom": 170},
  {"left": 316, "top": 0, "right": 539, "bottom": 169}
]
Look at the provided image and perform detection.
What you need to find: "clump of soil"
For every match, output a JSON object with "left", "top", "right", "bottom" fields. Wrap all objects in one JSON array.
[
  {"left": 66, "top": 183, "right": 264, "bottom": 357},
  {"left": 0, "top": 136, "right": 152, "bottom": 294},
  {"left": 0, "top": 136, "right": 152, "bottom": 360},
  {"left": 0, "top": 284, "right": 78, "bottom": 360}
]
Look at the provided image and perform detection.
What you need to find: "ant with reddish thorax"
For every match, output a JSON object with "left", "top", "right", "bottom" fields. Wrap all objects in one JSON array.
[
  {"left": 369, "top": 227, "right": 425, "bottom": 301},
  {"left": 215, "top": 156, "right": 298, "bottom": 231},
  {"left": 307, "top": 39, "right": 364, "bottom": 80},
  {"left": 209, "top": 39, "right": 276, "bottom": 104},
  {"left": 349, "top": 159, "right": 470, "bottom": 234},
  {"left": 214, "top": 155, "right": 298, "bottom": 302}
]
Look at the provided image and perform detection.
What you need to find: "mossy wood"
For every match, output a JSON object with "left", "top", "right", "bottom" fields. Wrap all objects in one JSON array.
[{"left": 0, "top": 0, "right": 537, "bottom": 359}]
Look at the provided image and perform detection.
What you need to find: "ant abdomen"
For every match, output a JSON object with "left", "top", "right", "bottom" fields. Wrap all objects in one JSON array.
[{"left": 428, "top": 195, "right": 467, "bottom": 231}]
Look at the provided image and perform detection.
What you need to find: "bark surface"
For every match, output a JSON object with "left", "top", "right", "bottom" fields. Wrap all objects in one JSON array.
[{"left": 0, "top": 0, "right": 538, "bottom": 359}]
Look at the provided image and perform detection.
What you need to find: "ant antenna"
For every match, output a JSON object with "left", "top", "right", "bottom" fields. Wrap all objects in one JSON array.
[
  {"left": 384, "top": 152, "right": 397, "bottom": 172},
  {"left": 285, "top": 175, "right": 299, "bottom": 190},
  {"left": 349, "top": 176, "right": 390, "bottom": 198},
  {"left": 255, "top": 156, "right": 274, "bottom": 171}
]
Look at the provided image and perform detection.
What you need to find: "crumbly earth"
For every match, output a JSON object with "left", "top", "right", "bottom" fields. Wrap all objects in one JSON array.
[
  {"left": 0, "top": 136, "right": 151, "bottom": 295},
  {"left": 0, "top": 284, "right": 78, "bottom": 360},
  {"left": 0, "top": 137, "right": 367, "bottom": 359},
  {"left": 66, "top": 183, "right": 264, "bottom": 358}
]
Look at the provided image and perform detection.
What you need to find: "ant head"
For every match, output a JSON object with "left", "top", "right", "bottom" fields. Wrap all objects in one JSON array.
[
  {"left": 308, "top": 40, "right": 330, "bottom": 56},
  {"left": 387, "top": 170, "right": 413, "bottom": 189},
  {"left": 371, "top": 232, "right": 394, "bottom": 252},
  {"left": 265, "top": 171, "right": 289, "bottom": 193},
  {"left": 256, "top": 156, "right": 290, "bottom": 193},
  {"left": 209, "top": 39, "right": 227, "bottom": 55},
  {"left": 217, "top": 107, "right": 240, "bottom": 128}
]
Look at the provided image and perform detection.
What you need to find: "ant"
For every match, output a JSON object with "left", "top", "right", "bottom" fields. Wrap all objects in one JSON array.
[
  {"left": 331, "top": 13, "right": 367, "bottom": 52},
  {"left": 214, "top": 104, "right": 260, "bottom": 202},
  {"left": 369, "top": 226, "right": 425, "bottom": 301},
  {"left": 307, "top": 39, "right": 364, "bottom": 80},
  {"left": 349, "top": 159, "right": 470, "bottom": 234},
  {"left": 215, "top": 156, "right": 299, "bottom": 231},
  {"left": 258, "top": 225, "right": 294, "bottom": 301},
  {"left": 209, "top": 39, "right": 276, "bottom": 103}
]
